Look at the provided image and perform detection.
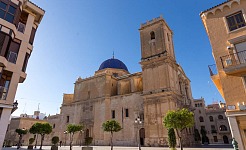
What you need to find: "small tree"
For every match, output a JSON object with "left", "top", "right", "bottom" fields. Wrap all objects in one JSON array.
[
  {"left": 29, "top": 138, "right": 35, "bottom": 145},
  {"left": 200, "top": 128, "right": 208, "bottom": 144},
  {"left": 168, "top": 128, "right": 176, "bottom": 150},
  {"left": 15, "top": 128, "right": 28, "bottom": 149},
  {"left": 67, "top": 124, "right": 84, "bottom": 150},
  {"left": 51, "top": 136, "right": 59, "bottom": 150},
  {"left": 51, "top": 136, "right": 59, "bottom": 145},
  {"left": 102, "top": 120, "right": 122, "bottom": 150},
  {"left": 29, "top": 123, "right": 40, "bottom": 148},
  {"left": 163, "top": 108, "right": 194, "bottom": 150},
  {"left": 84, "top": 137, "right": 93, "bottom": 146},
  {"left": 31, "top": 123, "right": 52, "bottom": 150},
  {"left": 28, "top": 138, "right": 35, "bottom": 150}
]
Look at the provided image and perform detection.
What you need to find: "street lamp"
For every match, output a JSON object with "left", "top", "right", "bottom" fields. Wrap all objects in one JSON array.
[
  {"left": 11, "top": 100, "right": 18, "bottom": 113},
  {"left": 13, "top": 100, "right": 18, "bottom": 108},
  {"left": 135, "top": 116, "right": 142, "bottom": 150},
  {"left": 79, "top": 129, "right": 84, "bottom": 146},
  {"left": 64, "top": 131, "right": 68, "bottom": 146}
]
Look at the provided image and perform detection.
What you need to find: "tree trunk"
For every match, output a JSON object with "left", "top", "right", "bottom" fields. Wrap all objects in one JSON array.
[
  {"left": 180, "top": 136, "right": 183, "bottom": 150},
  {"left": 40, "top": 135, "right": 44, "bottom": 150},
  {"left": 179, "top": 129, "right": 184, "bottom": 150},
  {"left": 70, "top": 133, "right": 74, "bottom": 150},
  {"left": 17, "top": 135, "right": 22, "bottom": 149},
  {"left": 35, "top": 134, "right": 38, "bottom": 148},
  {"left": 175, "top": 129, "right": 183, "bottom": 150},
  {"left": 111, "top": 132, "right": 113, "bottom": 150}
]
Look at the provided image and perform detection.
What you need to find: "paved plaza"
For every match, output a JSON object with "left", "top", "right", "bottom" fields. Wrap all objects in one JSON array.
[{"left": 2, "top": 145, "right": 234, "bottom": 150}]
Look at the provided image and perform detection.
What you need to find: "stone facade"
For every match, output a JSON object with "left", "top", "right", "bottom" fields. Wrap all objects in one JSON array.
[
  {"left": 44, "top": 16, "right": 194, "bottom": 147},
  {"left": 200, "top": 0, "right": 246, "bottom": 149},
  {"left": 4, "top": 16, "right": 194, "bottom": 147},
  {"left": 4, "top": 117, "right": 47, "bottom": 146},
  {"left": 194, "top": 98, "right": 232, "bottom": 144},
  {"left": 0, "top": 0, "right": 44, "bottom": 149}
]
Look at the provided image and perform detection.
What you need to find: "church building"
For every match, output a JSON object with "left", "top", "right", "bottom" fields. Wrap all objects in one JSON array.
[{"left": 46, "top": 16, "right": 194, "bottom": 147}]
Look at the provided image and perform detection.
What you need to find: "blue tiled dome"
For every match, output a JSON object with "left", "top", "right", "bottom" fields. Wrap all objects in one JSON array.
[{"left": 99, "top": 58, "right": 128, "bottom": 71}]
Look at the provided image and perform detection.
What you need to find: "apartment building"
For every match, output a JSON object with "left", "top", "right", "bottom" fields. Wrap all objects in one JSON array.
[
  {"left": 0, "top": 0, "right": 44, "bottom": 148},
  {"left": 194, "top": 98, "right": 232, "bottom": 144},
  {"left": 200, "top": 0, "right": 246, "bottom": 149}
]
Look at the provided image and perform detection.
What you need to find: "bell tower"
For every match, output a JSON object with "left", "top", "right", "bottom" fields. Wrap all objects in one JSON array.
[
  {"left": 139, "top": 16, "right": 178, "bottom": 94},
  {"left": 140, "top": 16, "right": 175, "bottom": 62},
  {"left": 139, "top": 16, "right": 192, "bottom": 146}
]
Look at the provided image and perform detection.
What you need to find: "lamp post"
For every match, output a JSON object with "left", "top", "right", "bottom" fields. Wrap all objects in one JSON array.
[
  {"left": 79, "top": 129, "right": 84, "bottom": 146},
  {"left": 64, "top": 131, "right": 68, "bottom": 146},
  {"left": 135, "top": 116, "right": 142, "bottom": 150},
  {"left": 11, "top": 100, "right": 18, "bottom": 113}
]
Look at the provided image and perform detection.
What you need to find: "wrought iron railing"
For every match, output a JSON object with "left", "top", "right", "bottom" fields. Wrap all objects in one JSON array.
[
  {"left": 220, "top": 50, "right": 246, "bottom": 68},
  {"left": 208, "top": 64, "right": 218, "bottom": 76}
]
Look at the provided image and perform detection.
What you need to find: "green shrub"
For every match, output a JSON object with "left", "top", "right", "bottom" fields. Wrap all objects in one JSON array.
[
  {"left": 29, "top": 138, "right": 35, "bottom": 145},
  {"left": 85, "top": 137, "right": 93, "bottom": 146},
  {"left": 168, "top": 128, "right": 176, "bottom": 149},
  {"left": 51, "top": 136, "right": 59, "bottom": 145}
]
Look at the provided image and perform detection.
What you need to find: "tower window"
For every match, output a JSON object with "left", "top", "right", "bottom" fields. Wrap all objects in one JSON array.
[
  {"left": 87, "top": 91, "right": 90, "bottom": 99},
  {"left": 150, "top": 31, "right": 155, "bottom": 40},
  {"left": 112, "top": 110, "right": 115, "bottom": 119},
  {"left": 199, "top": 116, "right": 204, "bottom": 122},
  {"left": 66, "top": 116, "right": 69, "bottom": 123},
  {"left": 125, "top": 108, "right": 129, "bottom": 117},
  {"left": 218, "top": 115, "right": 223, "bottom": 119},
  {"left": 209, "top": 116, "right": 214, "bottom": 122},
  {"left": 0, "top": 107, "right": 2, "bottom": 119}
]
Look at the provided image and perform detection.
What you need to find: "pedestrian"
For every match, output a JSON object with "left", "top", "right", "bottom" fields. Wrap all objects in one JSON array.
[{"left": 59, "top": 141, "right": 62, "bottom": 147}]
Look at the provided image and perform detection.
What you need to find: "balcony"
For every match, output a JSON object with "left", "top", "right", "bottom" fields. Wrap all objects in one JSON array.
[
  {"left": 220, "top": 50, "right": 246, "bottom": 76},
  {"left": 208, "top": 64, "right": 224, "bottom": 98}
]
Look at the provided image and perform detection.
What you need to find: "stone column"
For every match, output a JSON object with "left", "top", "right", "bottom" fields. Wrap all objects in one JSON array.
[
  {"left": 24, "top": 13, "right": 35, "bottom": 39},
  {"left": 0, "top": 107, "right": 12, "bottom": 150},
  {"left": 227, "top": 116, "right": 244, "bottom": 150}
]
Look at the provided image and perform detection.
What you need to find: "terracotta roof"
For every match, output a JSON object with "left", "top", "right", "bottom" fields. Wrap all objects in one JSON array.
[
  {"left": 201, "top": 0, "right": 231, "bottom": 14},
  {"left": 29, "top": 0, "right": 45, "bottom": 12}
]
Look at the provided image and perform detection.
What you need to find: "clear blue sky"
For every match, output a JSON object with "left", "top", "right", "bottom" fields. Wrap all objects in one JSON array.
[{"left": 13, "top": 0, "right": 226, "bottom": 116}]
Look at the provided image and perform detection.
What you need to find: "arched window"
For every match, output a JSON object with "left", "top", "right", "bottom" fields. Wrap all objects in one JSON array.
[
  {"left": 150, "top": 31, "right": 155, "bottom": 40},
  {"left": 218, "top": 115, "right": 223, "bottom": 119},
  {"left": 199, "top": 116, "right": 204, "bottom": 122},
  {"left": 219, "top": 125, "right": 227, "bottom": 131},
  {"left": 209, "top": 116, "right": 214, "bottom": 122}
]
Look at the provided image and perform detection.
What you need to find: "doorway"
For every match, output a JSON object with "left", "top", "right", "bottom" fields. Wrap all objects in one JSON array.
[
  {"left": 223, "top": 135, "right": 229, "bottom": 144},
  {"left": 139, "top": 128, "right": 145, "bottom": 146}
]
